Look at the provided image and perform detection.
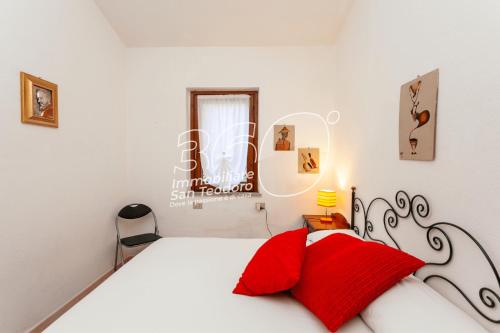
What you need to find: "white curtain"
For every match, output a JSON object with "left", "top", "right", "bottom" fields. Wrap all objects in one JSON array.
[{"left": 198, "top": 95, "right": 250, "bottom": 190}]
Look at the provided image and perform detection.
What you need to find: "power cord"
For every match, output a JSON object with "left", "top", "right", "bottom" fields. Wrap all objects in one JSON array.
[{"left": 262, "top": 207, "right": 272, "bottom": 237}]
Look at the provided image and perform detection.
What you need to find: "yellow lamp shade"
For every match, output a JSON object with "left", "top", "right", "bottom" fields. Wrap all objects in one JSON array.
[{"left": 317, "top": 190, "right": 337, "bottom": 208}]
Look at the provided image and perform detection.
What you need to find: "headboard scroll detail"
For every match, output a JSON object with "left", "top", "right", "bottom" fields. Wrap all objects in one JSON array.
[{"left": 350, "top": 186, "right": 500, "bottom": 324}]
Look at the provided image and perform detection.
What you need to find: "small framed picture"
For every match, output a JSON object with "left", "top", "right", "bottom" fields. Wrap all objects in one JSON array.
[
  {"left": 399, "top": 69, "right": 438, "bottom": 161},
  {"left": 298, "top": 148, "right": 319, "bottom": 174},
  {"left": 20, "top": 72, "right": 58, "bottom": 128},
  {"left": 274, "top": 125, "right": 295, "bottom": 151}
]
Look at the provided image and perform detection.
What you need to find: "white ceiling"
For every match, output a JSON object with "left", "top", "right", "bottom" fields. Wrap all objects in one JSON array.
[{"left": 94, "top": 0, "right": 352, "bottom": 47}]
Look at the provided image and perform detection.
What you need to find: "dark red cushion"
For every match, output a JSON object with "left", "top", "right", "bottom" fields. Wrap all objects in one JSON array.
[
  {"left": 291, "top": 234, "right": 425, "bottom": 332},
  {"left": 233, "top": 227, "right": 308, "bottom": 296}
]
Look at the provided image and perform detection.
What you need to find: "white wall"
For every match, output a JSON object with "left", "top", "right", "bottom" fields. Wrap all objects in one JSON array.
[
  {"left": 333, "top": 0, "right": 500, "bottom": 330},
  {"left": 0, "top": 1, "right": 126, "bottom": 331},
  {"left": 125, "top": 47, "right": 337, "bottom": 239}
]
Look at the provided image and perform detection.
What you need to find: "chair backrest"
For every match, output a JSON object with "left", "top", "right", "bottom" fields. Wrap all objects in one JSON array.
[
  {"left": 118, "top": 204, "right": 152, "bottom": 219},
  {"left": 115, "top": 204, "right": 159, "bottom": 237}
]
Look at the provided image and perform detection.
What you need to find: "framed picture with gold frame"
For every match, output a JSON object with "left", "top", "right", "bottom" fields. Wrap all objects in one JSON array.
[{"left": 20, "top": 72, "right": 58, "bottom": 128}]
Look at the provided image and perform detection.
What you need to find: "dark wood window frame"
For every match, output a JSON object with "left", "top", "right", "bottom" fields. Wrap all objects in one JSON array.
[{"left": 189, "top": 90, "right": 258, "bottom": 193}]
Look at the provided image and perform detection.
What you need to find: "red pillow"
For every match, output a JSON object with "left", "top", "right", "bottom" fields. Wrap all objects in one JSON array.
[
  {"left": 233, "top": 227, "right": 308, "bottom": 296},
  {"left": 291, "top": 233, "right": 425, "bottom": 332}
]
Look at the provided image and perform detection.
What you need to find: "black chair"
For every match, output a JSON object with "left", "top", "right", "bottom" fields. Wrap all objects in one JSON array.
[{"left": 114, "top": 204, "right": 161, "bottom": 270}]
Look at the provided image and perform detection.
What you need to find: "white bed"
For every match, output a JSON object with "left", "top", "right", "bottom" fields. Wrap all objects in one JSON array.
[{"left": 46, "top": 237, "right": 372, "bottom": 333}]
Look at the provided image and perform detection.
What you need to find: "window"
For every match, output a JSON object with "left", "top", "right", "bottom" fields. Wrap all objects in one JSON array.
[{"left": 189, "top": 90, "right": 258, "bottom": 193}]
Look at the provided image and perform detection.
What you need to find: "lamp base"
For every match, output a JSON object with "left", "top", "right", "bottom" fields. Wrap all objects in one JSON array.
[{"left": 320, "top": 217, "right": 333, "bottom": 224}]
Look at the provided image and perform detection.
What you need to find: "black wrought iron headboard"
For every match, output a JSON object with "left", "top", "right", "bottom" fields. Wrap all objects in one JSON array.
[{"left": 350, "top": 186, "right": 499, "bottom": 324}]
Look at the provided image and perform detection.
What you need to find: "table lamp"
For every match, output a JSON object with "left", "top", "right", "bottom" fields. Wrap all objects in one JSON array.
[{"left": 317, "top": 190, "right": 336, "bottom": 224}]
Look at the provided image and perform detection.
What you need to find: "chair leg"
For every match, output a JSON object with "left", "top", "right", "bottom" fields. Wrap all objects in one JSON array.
[
  {"left": 120, "top": 243, "right": 125, "bottom": 267},
  {"left": 114, "top": 238, "right": 119, "bottom": 271}
]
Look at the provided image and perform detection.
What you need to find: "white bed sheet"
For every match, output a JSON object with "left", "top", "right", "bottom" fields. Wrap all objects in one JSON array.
[{"left": 46, "top": 237, "right": 372, "bottom": 333}]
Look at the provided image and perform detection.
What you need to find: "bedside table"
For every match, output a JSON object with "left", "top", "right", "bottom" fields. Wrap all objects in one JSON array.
[{"left": 303, "top": 213, "right": 350, "bottom": 233}]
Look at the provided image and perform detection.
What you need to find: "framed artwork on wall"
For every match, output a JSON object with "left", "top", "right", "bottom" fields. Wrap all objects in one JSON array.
[
  {"left": 399, "top": 69, "right": 439, "bottom": 160},
  {"left": 298, "top": 148, "right": 319, "bottom": 173},
  {"left": 274, "top": 125, "right": 295, "bottom": 151},
  {"left": 20, "top": 72, "right": 58, "bottom": 128}
]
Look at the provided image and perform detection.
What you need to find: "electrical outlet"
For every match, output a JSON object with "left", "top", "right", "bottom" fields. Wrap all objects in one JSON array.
[
  {"left": 193, "top": 201, "right": 203, "bottom": 209},
  {"left": 255, "top": 202, "right": 265, "bottom": 211}
]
